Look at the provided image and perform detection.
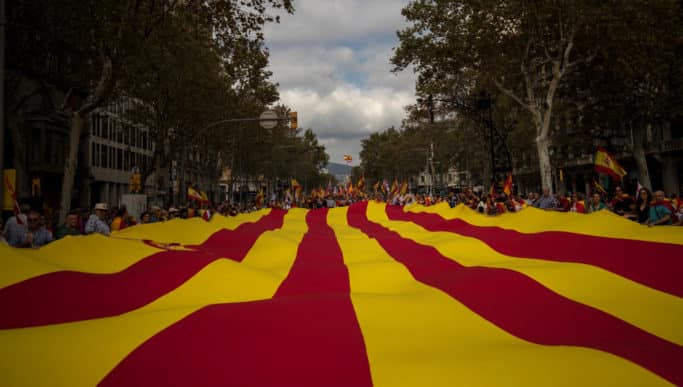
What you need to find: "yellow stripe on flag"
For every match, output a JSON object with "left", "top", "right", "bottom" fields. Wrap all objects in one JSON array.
[
  {"left": 210, "top": 208, "right": 271, "bottom": 230},
  {"left": 327, "top": 207, "right": 668, "bottom": 387},
  {"left": 0, "top": 209, "right": 308, "bottom": 387},
  {"left": 0, "top": 234, "right": 162, "bottom": 289},
  {"left": 368, "top": 201, "right": 683, "bottom": 346},
  {"left": 114, "top": 217, "right": 221, "bottom": 245},
  {"left": 406, "top": 203, "right": 683, "bottom": 245}
]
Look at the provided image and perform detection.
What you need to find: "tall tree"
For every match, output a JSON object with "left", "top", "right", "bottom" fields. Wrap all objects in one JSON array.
[
  {"left": 393, "top": 1, "right": 620, "bottom": 192},
  {"left": 9, "top": 0, "right": 293, "bottom": 222}
]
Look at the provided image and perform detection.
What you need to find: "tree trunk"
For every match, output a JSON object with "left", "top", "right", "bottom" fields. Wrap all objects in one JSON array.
[
  {"left": 632, "top": 126, "right": 652, "bottom": 191},
  {"left": 59, "top": 112, "right": 86, "bottom": 222},
  {"left": 536, "top": 135, "right": 553, "bottom": 193},
  {"left": 662, "top": 154, "right": 679, "bottom": 195},
  {"left": 58, "top": 56, "right": 115, "bottom": 224},
  {"left": 7, "top": 111, "right": 30, "bottom": 199}
]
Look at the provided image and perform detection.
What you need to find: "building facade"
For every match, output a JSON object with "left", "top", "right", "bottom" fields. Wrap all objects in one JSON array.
[{"left": 88, "top": 98, "right": 155, "bottom": 209}]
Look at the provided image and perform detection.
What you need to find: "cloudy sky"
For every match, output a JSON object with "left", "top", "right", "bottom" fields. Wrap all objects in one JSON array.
[{"left": 263, "top": 0, "right": 417, "bottom": 167}]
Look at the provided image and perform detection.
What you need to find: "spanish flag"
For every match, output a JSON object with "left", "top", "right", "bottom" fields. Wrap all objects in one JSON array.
[
  {"left": 399, "top": 181, "right": 408, "bottom": 195},
  {"left": 357, "top": 176, "right": 365, "bottom": 193},
  {"left": 188, "top": 187, "right": 209, "bottom": 204},
  {"left": 255, "top": 190, "right": 264, "bottom": 207},
  {"left": 291, "top": 179, "right": 302, "bottom": 199},
  {"left": 594, "top": 147, "right": 627, "bottom": 181},
  {"left": 1, "top": 203, "right": 682, "bottom": 386},
  {"left": 503, "top": 173, "right": 513, "bottom": 196},
  {"left": 390, "top": 180, "right": 398, "bottom": 197}
]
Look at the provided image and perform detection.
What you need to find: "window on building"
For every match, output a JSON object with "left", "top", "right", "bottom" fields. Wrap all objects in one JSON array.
[
  {"left": 116, "top": 123, "right": 123, "bottom": 143},
  {"left": 117, "top": 148, "right": 123, "bottom": 170},
  {"left": 122, "top": 125, "right": 128, "bottom": 145},
  {"left": 103, "top": 146, "right": 108, "bottom": 168},
  {"left": 124, "top": 150, "right": 130, "bottom": 171},
  {"left": 91, "top": 116, "right": 97, "bottom": 138},
  {"left": 92, "top": 143, "right": 97, "bottom": 167},
  {"left": 142, "top": 131, "right": 148, "bottom": 150}
]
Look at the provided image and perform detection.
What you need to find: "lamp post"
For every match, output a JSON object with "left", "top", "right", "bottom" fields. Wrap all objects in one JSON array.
[{"left": 176, "top": 111, "right": 291, "bottom": 205}]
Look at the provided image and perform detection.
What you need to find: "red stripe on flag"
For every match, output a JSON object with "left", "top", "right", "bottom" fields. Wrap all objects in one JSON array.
[
  {"left": 100, "top": 209, "right": 372, "bottom": 387},
  {"left": 186, "top": 209, "right": 287, "bottom": 260},
  {"left": 386, "top": 206, "right": 683, "bottom": 298},
  {"left": 0, "top": 211, "right": 286, "bottom": 329},
  {"left": 349, "top": 202, "right": 683, "bottom": 386}
]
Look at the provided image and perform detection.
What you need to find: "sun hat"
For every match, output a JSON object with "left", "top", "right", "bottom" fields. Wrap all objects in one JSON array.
[{"left": 94, "top": 203, "right": 108, "bottom": 211}]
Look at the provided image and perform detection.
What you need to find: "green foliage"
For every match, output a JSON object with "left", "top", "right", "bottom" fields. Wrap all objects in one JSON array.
[{"left": 390, "top": 0, "right": 683, "bottom": 186}]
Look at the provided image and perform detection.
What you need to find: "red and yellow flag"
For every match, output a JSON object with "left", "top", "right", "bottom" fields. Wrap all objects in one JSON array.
[
  {"left": 503, "top": 172, "right": 513, "bottom": 196},
  {"left": 255, "top": 190, "right": 264, "bottom": 207},
  {"left": 357, "top": 176, "right": 366, "bottom": 193},
  {"left": 188, "top": 187, "right": 209, "bottom": 204},
  {"left": 399, "top": 181, "right": 408, "bottom": 195},
  {"left": 594, "top": 147, "right": 627, "bottom": 180},
  {"left": 1, "top": 203, "right": 682, "bottom": 386},
  {"left": 390, "top": 180, "right": 398, "bottom": 197}
]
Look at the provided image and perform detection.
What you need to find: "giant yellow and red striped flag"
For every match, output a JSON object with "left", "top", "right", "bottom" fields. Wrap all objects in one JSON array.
[{"left": 1, "top": 202, "right": 682, "bottom": 386}]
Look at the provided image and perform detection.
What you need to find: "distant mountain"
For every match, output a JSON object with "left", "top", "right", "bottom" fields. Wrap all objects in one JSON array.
[{"left": 326, "top": 162, "right": 353, "bottom": 181}]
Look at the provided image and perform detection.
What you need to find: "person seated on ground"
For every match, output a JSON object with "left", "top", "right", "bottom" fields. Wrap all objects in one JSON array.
[
  {"left": 13, "top": 210, "right": 53, "bottom": 248},
  {"left": 585, "top": 192, "right": 608, "bottom": 213},
  {"left": 55, "top": 210, "right": 81, "bottom": 239},
  {"left": 85, "top": 203, "right": 111, "bottom": 236},
  {"left": 610, "top": 186, "right": 634, "bottom": 216},
  {"left": 647, "top": 190, "right": 674, "bottom": 226}
]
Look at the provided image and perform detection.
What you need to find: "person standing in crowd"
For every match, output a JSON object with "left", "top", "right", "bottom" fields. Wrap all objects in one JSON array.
[
  {"left": 111, "top": 206, "right": 136, "bottom": 231},
  {"left": 85, "top": 203, "right": 111, "bottom": 235},
  {"left": 55, "top": 210, "right": 81, "bottom": 239},
  {"left": 586, "top": 192, "right": 607, "bottom": 213},
  {"left": 0, "top": 218, "right": 8, "bottom": 245},
  {"left": 149, "top": 206, "right": 161, "bottom": 222},
  {"left": 647, "top": 190, "right": 673, "bottom": 226},
  {"left": 12, "top": 210, "right": 53, "bottom": 248},
  {"left": 139, "top": 211, "right": 151, "bottom": 224},
  {"left": 569, "top": 192, "right": 586, "bottom": 213},
  {"left": 610, "top": 186, "right": 634, "bottom": 215},
  {"left": 4, "top": 203, "right": 30, "bottom": 246},
  {"left": 629, "top": 188, "right": 652, "bottom": 224},
  {"left": 533, "top": 187, "right": 558, "bottom": 210}
]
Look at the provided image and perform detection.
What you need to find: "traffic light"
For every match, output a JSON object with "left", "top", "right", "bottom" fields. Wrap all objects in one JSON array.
[{"left": 289, "top": 111, "right": 298, "bottom": 129}]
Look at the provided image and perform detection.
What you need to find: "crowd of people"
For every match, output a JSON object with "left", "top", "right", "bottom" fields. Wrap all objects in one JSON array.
[
  {"left": 1, "top": 185, "right": 680, "bottom": 249},
  {"left": 0, "top": 201, "right": 250, "bottom": 248}
]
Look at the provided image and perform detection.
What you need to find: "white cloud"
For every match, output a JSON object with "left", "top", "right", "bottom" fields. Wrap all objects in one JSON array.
[
  {"left": 279, "top": 85, "right": 414, "bottom": 165},
  {"left": 265, "top": 0, "right": 408, "bottom": 45},
  {"left": 263, "top": 1, "right": 417, "bottom": 166}
]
